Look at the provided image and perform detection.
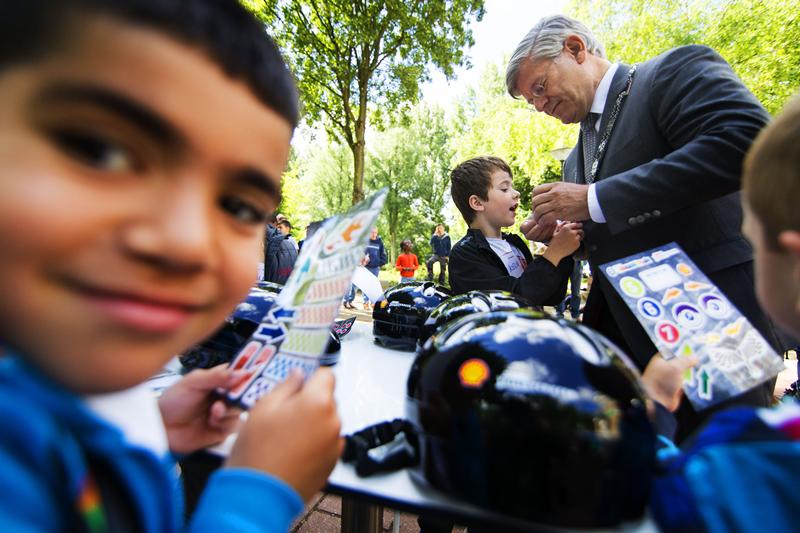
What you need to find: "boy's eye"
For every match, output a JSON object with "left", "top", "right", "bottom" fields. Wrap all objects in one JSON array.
[
  {"left": 52, "top": 130, "right": 135, "bottom": 172},
  {"left": 220, "top": 195, "right": 267, "bottom": 224}
]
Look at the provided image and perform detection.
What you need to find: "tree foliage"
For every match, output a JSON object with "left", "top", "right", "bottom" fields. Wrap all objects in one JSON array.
[
  {"left": 276, "top": 0, "right": 799, "bottom": 259},
  {"left": 568, "top": 0, "right": 800, "bottom": 114},
  {"left": 259, "top": 0, "right": 484, "bottom": 205}
]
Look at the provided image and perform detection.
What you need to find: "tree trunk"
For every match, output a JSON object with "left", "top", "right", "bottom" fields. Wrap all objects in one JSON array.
[
  {"left": 351, "top": 73, "right": 370, "bottom": 205},
  {"left": 351, "top": 138, "right": 365, "bottom": 205}
]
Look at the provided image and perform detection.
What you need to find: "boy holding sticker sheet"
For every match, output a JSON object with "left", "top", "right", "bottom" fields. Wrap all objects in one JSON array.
[
  {"left": 643, "top": 96, "right": 800, "bottom": 532},
  {"left": 448, "top": 156, "right": 582, "bottom": 304},
  {"left": 0, "top": 0, "right": 342, "bottom": 530}
]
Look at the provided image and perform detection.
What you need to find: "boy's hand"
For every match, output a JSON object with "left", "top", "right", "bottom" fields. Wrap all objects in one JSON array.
[
  {"left": 227, "top": 368, "right": 343, "bottom": 502},
  {"left": 642, "top": 353, "right": 698, "bottom": 412},
  {"left": 542, "top": 221, "right": 583, "bottom": 266},
  {"left": 159, "top": 365, "right": 244, "bottom": 454}
]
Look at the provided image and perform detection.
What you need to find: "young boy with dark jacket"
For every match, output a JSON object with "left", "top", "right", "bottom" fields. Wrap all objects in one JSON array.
[{"left": 448, "top": 156, "right": 582, "bottom": 305}]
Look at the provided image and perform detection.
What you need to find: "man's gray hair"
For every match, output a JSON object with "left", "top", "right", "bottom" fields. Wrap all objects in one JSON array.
[{"left": 506, "top": 15, "right": 605, "bottom": 99}]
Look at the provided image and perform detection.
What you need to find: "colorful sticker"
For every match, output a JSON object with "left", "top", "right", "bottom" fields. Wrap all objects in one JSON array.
[
  {"left": 655, "top": 320, "right": 681, "bottom": 345},
  {"left": 640, "top": 264, "right": 682, "bottom": 292},
  {"left": 637, "top": 297, "right": 663, "bottom": 321},
  {"left": 459, "top": 358, "right": 491, "bottom": 388},
  {"left": 620, "top": 276, "right": 646, "bottom": 298},
  {"left": 672, "top": 302, "right": 706, "bottom": 330},
  {"left": 684, "top": 281, "right": 711, "bottom": 292},
  {"left": 723, "top": 317, "right": 746, "bottom": 338},
  {"left": 696, "top": 366, "right": 713, "bottom": 401},
  {"left": 676, "top": 263, "right": 693, "bottom": 276},
  {"left": 699, "top": 293, "right": 731, "bottom": 320},
  {"left": 661, "top": 287, "right": 683, "bottom": 305}
]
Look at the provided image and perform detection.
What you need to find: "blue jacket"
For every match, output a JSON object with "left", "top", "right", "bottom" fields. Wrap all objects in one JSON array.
[
  {"left": 429, "top": 233, "right": 451, "bottom": 258},
  {"left": 0, "top": 355, "right": 302, "bottom": 531},
  {"left": 365, "top": 237, "right": 387, "bottom": 268},
  {"left": 264, "top": 225, "right": 298, "bottom": 284},
  {"left": 652, "top": 403, "right": 800, "bottom": 532}
]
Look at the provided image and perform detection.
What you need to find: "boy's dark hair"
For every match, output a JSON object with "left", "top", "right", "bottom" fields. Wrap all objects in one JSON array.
[
  {"left": 743, "top": 95, "right": 800, "bottom": 250},
  {"left": 278, "top": 220, "right": 292, "bottom": 231},
  {"left": 450, "top": 156, "right": 512, "bottom": 224},
  {"left": 0, "top": 0, "right": 299, "bottom": 128},
  {"left": 401, "top": 240, "right": 413, "bottom": 253}
]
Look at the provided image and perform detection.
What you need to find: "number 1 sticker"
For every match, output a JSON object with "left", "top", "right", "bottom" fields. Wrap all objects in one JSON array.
[{"left": 655, "top": 320, "right": 681, "bottom": 345}]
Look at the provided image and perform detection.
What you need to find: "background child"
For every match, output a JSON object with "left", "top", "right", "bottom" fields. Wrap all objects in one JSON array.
[
  {"left": 644, "top": 95, "right": 800, "bottom": 532},
  {"left": 0, "top": 0, "right": 340, "bottom": 530},
  {"left": 448, "top": 156, "right": 582, "bottom": 304},
  {"left": 396, "top": 239, "right": 419, "bottom": 282}
]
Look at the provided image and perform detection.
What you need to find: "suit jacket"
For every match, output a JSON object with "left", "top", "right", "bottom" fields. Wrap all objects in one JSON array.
[
  {"left": 564, "top": 45, "right": 773, "bottom": 363},
  {"left": 564, "top": 45, "right": 777, "bottom": 439}
]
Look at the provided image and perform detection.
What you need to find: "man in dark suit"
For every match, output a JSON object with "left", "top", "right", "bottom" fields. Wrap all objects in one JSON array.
[{"left": 505, "top": 15, "right": 779, "bottom": 440}]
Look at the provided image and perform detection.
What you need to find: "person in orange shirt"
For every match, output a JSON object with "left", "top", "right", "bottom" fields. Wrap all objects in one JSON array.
[{"left": 395, "top": 240, "right": 419, "bottom": 282}]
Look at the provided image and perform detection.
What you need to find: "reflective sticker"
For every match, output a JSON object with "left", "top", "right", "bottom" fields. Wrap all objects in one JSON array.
[
  {"left": 723, "top": 318, "right": 746, "bottom": 338},
  {"left": 655, "top": 321, "right": 681, "bottom": 345},
  {"left": 637, "top": 297, "right": 663, "bottom": 321},
  {"left": 676, "top": 263, "right": 693, "bottom": 276},
  {"left": 696, "top": 366, "right": 713, "bottom": 401},
  {"left": 620, "top": 276, "right": 646, "bottom": 298},
  {"left": 699, "top": 293, "right": 731, "bottom": 320},
  {"left": 661, "top": 287, "right": 683, "bottom": 305},
  {"left": 640, "top": 264, "right": 682, "bottom": 292},
  {"left": 458, "top": 358, "right": 491, "bottom": 388},
  {"left": 672, "top": 303, "right": 705, "bottom": 330},
  {"left": 684, "top": 281, "right": 711, "bottom": 292}
]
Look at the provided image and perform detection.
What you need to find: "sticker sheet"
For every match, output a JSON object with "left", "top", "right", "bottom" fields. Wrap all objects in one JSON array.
[
  {"left": 600, "top": 243, "right": 784, "bottom": 410},
  {"left": 226, "top": 189, "right": 388, "bottom": 409}
]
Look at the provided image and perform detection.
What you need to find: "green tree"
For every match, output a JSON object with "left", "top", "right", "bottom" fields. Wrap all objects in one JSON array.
[
  {"left": 259, "top": 0, "right": 484, "bottom": 205},
  {"left": 568, "top": 0, "right": 800, "bottom": 114}
]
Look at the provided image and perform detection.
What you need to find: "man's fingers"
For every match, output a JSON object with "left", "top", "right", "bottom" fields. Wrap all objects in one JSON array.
[{"left": 531, "top": 182, "right": 556, "bottom": 196}]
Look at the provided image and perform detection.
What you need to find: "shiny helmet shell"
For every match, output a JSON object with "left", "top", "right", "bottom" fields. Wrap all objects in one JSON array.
[
  {"left": 418, "top": 290, "right": 538, "bottom": 348},
  {"left": 372, "top": 281, "right": 451, "bottom": 351},
  {"left": 180, "top": 285, "right": 343, "bottom": 370},
  {"left": 180, "top": 287, "right": 278, "bottom": 370},
  {"left": 406, "top": 310, "right": 655, "bottom": 528}
]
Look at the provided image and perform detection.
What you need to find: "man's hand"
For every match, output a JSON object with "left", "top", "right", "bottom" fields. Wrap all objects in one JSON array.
[
  {"left": 520, "top": 216, "right": 556, "bottom": 243},
  {"left": 159, "top": 365, "right": 244, "bottom": 455},
  {"left": 227, "top": 368, "right": 343, "bottom": 502},
  {"left": 530, "top": 182, "right": 591, "bottom": 228}
]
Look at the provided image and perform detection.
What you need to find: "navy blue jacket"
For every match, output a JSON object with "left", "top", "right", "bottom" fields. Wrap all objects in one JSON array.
[
  {"left": 430, "top": 233, "right": 452, "bottom": 257},
  {"left": 365, "top": 237, "right": 388, "bottom": 268}
]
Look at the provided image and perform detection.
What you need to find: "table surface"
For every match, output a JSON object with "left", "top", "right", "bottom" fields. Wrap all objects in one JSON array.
[{"left": 326, "top": 320, "right": 658, "bottom": 533}]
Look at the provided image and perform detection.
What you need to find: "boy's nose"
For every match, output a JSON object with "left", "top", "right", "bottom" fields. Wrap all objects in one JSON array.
[{"left": 121, "top": 183, "right": 215, "bottom": 272}]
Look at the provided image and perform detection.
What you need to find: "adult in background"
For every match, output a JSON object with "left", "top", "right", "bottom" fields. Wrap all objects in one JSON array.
[
  {"left": 344, "top": 227, "right": 388, "bottom": 310},
  {"left": 506, "top": 15, "right": 780, "bottom": 441},
  {"left": 426, "top": 223, "right": 452, "bottom": 285}
]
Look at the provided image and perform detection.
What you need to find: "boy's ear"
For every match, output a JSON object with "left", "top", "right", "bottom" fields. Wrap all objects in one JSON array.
[
  {"left": 778, "top": 231, "right": 800, "bottom": 259},
  {"left": 468, "top": 194, "right": 485, "bottom": 212}
]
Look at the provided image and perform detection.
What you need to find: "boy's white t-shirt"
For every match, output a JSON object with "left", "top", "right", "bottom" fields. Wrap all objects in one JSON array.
[{"left": 486, "top": 237, "right": 528, "bottom": 278}]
